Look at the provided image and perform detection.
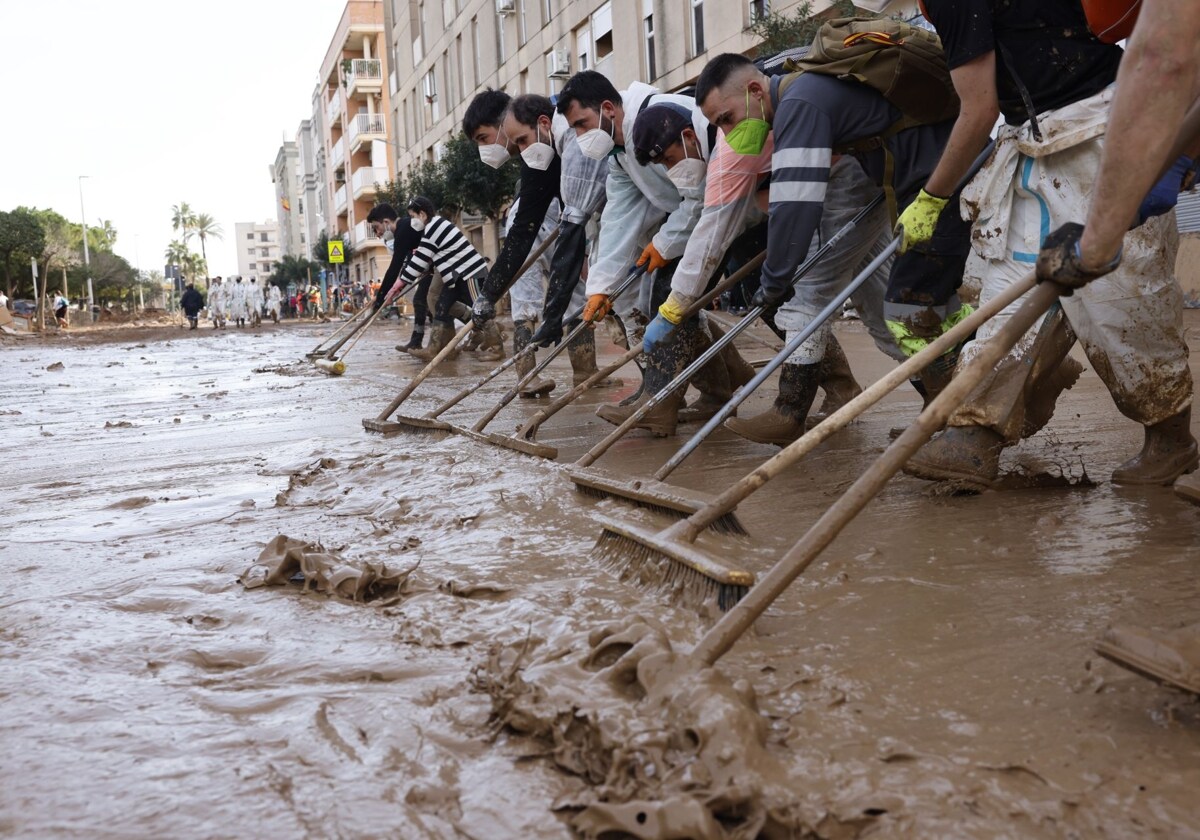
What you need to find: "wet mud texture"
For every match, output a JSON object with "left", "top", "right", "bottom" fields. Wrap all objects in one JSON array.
[{"left": 2, "top": 315, "right": 1200, "bottom": 837}]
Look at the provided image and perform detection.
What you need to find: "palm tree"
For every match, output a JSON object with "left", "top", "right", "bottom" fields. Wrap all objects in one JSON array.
[
  {"left": 97, "top": 219, "right": 118, "bottom": 249},
  {"left": 193, "top": 213, "right": 223, "bottom": 276},
  {"left": 171, "top": 202, "right": 197, "bottom": 244},
  {"left": 164, "top": 239, "right": 190, "bottom": 278}
]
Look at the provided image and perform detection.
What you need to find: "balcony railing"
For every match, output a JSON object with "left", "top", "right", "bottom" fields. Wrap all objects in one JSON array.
[
  {"left": 326, "top": 94, "right": 341, "bottom": 127},
  {"left": 351, "top": 166, "right": 386, "bottom": 196},
  {"left": 333, "top": 184, "right": 348, "bottom": 213},
  {"left": 345, "top": 59, "right": 382, "bottom": 90},
  {"left": 331, "top": 138, "right": 345, "bottom": 169},
  {"left": 347, "top": 112, "right": 386, "bottom": 146},
  {"left": 354, "top": 219, "right": 382, "bottom": 247}
]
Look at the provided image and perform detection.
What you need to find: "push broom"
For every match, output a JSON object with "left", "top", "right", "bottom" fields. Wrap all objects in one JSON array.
[
  {"left": 386, "top": 264, "right": 644, "bottom": 436},
  {"left": 305, "top": 302, "right": 372, "bottom": 358},
  {"left": 567, "top": 200, "right": 890, "bottom": 526},
  {"left": 483, "top": 252, "right": 769, "bottom": 460},
  {"left": 591, "top": 268, "right": 1047, "bottom": 611},
  {"left": 361, "top": 226, "right": 560, "bottom": 433},
  {"left": 314, "top": 283, "right": 418, "bottom": 376}
]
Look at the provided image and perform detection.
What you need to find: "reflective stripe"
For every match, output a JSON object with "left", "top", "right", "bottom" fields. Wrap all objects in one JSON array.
[
  {"left": 772, "top": 147, "right": 832, "bottom": 171},
  {"left": 769, "top": 180, "right": 827, "bottom": 204}
]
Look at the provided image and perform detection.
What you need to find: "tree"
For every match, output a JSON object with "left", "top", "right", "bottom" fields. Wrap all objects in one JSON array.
[
  {"left": 70, "top": 250, "right": 137, "bottom": 305},
  {"left": 405, "top": 158, "right": 451, "bottom": 215},
  {"left": 311, "top": 231, "right": 354, "bottom": 275},
  {"left": 268, "top": 254, "right": 313, "bottom": 291},
  {"left": 96, "top": 219, "right": 118, "bottom": 249},
  {"left": 749, "top": 0, "right": 857, "bottom": 56},
  {"left": 171, "top": 202, "right": 197, "bottom": 243},
  {"left": 439, "top": 131, "right": 519, "bottom": 222},
  {"left": 0, "top": 208, "right": 46, "bottom": 298},
  {"left": 193, "top": 212, "right": 223, "bottom": 276},
  {"left": 32, "top": 208, "right": 80, "bottom": 297},
  {"left": 164, "top": 239, "right": 190, "bottom": 277}
]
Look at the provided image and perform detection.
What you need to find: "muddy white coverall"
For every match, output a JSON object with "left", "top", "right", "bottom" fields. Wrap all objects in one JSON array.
[
  {"left": 266, "top": 285, "right": 282, "bottom": 319},
  {"left": 952, "top": 86, "right": 1192, "bottom": 440},
  {"left": 227, "top": 282, "right": 248, "bottom": 321},
  {"left": 208, "top": 282, "right": 226, "bottom": 323}
]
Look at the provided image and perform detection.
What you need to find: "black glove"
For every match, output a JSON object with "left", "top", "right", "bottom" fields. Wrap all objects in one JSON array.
[
  {"left": 529, "top": 318, "right": 564, "bottom": 347},
  {"left": 750, "top": 283, "right": 795, "bottom": 311},
  {"left": 471, "top": 296, "right": 496, "bottom": 328},
  {"left": 1035, "top": 222, "right": 1121, "bottom": 294}
]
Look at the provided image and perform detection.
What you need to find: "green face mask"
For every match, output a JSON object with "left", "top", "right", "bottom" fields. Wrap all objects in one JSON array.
[{"left": 726, "top": 89, "right": 769, "bottom": 156}]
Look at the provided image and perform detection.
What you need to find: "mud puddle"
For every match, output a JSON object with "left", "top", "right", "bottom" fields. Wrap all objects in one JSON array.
[{"left": 2, "top": 314, "right": 1199, "bottom": 837}]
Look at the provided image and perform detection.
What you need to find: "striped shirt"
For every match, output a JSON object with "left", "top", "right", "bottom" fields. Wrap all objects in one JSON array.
[{"left": 401, "top": 215, "right": 489, "bottom": 286}]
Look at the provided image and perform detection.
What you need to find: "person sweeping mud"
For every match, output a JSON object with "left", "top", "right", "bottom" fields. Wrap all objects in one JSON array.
[
  {"left": 695, "top": 41, "right": 969, "bottom": 440},
  {"left": 464, "top": 90, "right": 610, "bottom": 395},
  {"left": 395, "top": 197, "right": 497, "bottom": 362},
  {"left": 1027, "top": 0, "right": 1200, "bottom": 695},
  {"left": 900, "top": 0, "right": 1196, "bottom": 492}
]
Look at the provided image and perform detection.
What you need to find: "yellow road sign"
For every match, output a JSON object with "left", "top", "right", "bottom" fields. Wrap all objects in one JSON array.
[{"left": 328, "top": 241, "right": 345, "bottom": 263}]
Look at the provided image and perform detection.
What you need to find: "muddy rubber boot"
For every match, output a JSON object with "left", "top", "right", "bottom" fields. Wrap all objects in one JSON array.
[
  {"left": 566, "top": 328, "right": 620, "bottom": 389},
  {"left": 901, "top": 425, "right": 1005, "bottom": 492},
  {"left": 397, "top": 328, "right": 424, "bottom": 352},
  {"left": 594, "top": 319, "right": 702, "bottom": 437},
  {"left": 476, "top": 319, "right": 505, "bottom": 363},
  {"left": 406, "top": 321, "right": 454, "bottom": 362},
  {"left": 806, "top": 334, "right": 863, "bottom": 430},
  {"left": 724, "top": 363, "right": 820, "bottom": 447},
  {"left": 1096, "top": 622, "right": 1200, "bottom": 695},
  {"left": 1111, "top": 407, "right": 1199, "bottom": 486},
  {"left": 678, "top": 318, "right": 753, "bottom": 423},
  {"left": 513, "top": 320, "right": 555, "bottom": 398}
]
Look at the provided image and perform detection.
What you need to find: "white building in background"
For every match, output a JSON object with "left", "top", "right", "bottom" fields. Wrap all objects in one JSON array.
[
  {"left": 235, "top": 221, "right": 281, "bottom": 280},
  {"left": 270, "top": 140, "right": 305, "bottom": 259}
]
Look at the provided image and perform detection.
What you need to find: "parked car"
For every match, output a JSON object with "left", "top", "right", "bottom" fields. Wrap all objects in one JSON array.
[{"left": 11, "top": 300, "right": 36, "bottom": 318}]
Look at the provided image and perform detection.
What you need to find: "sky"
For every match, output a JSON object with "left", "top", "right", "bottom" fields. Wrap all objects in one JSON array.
[{"left": 0, "top": 0, "right": 348, "bottom": 278}]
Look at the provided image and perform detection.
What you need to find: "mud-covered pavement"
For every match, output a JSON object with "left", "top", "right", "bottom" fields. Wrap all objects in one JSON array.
[{"left": 3, "top": 314, "right": 1200, "bottom": 838}]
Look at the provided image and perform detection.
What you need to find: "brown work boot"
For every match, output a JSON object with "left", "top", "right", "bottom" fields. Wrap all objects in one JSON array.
[
  {"left": 595, "top": 389, "right": 687, "bottom": 437},
  {"left": 1111, "top": 407, "right": 1199, "bottom": 486},
  {"left": 807, "top": 334, "right": 863, "bottom": 429},
  {"left": 476, "top": 319, "right": 505, "bottom": 363},
  {"left": 902, "top": 425, "right": 1005, "bottom": 492},
  {"left": 679, "top": 317, "right": 754, "bottom": 423},
  {"left": 1096, "top": 622, "right": 1200, "bottom": 695},
  {"left": 724, "top": 363, "right": 820, "bottom": 447},
  {"left": 406, "top": 322, "right": 455, "bottom": 362},
  {"left": 566, "top": 328, "right": 619, "bottom": 388},
  {"left": 513, "top": 320, "right": 555, "bottom": 398}
]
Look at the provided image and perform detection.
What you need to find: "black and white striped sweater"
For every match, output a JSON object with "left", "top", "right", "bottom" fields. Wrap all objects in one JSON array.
[{"left": 401, "top": 215, "right": 489, "bottom": 286}]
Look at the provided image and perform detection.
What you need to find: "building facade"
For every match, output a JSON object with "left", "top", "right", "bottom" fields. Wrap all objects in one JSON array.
[
  {"left": 270, "top": 140, "right": 305, "bottom": 259},
  {"left": 235, "top": 221, "right": 281, "bottom": 280},
  {"left": 317, "top": 1, "right": 396, "bottom": 286}
]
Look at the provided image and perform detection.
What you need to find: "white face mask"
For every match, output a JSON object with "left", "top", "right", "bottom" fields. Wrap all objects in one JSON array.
[
  {"left": 479, "top": 142, "right": 511, "bottom": 169},
  {"left": 520, "top": 123, "right": 555, "bottom": 171},
  {"left": 667, "top": 133, "right": 706, "bottom": 191},
  {"left": 577, "top": 112, "right": 616, "bottom": 160},
  {"left": 410, "top": 216, "right": 426, "bottom": 232}
]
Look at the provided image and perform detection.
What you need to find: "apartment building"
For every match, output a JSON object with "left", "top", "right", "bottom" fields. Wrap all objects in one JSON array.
[
  {"left": 316, "top": 1, "right": 396, "bottom": 285},
  {"left": 270, "top": 140, "right": 305, "bottom": 259},
  {"left": 235, "top": 221, "right": 281, "bottom": 280}
]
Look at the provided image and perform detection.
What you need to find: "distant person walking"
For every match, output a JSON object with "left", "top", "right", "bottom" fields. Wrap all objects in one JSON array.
[
  {"left": 53, "top": 292, "right": 69, "bottom": 328},
  {"left": 180, "top": 283, "right": 204, "bottom": 330}
]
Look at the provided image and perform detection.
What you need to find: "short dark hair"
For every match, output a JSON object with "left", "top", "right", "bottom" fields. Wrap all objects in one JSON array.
[
  {"left": 508, "top": 93, "right": 554, "bottom": 129},
  {"left": 407, "top": 195, "right": 437, "bottom": 217},
  {"left": 463, "top": 88, "right": 511, "bottom": 136},
  {"left": 556, "top": 70, "right": 621, "bottom": 116},
  {"left": 367, "top": 203, "right": 398, "bottom": 223},
  {"left": 695, "top": 53, "right": 756, "bottom": 107}
]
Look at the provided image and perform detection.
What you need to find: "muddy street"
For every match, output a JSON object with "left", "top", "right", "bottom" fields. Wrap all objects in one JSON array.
[{"left": 3, "top": 315, "right": 1200, "bottom": 838}]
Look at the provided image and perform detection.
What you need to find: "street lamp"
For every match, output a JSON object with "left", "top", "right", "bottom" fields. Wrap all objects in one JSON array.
[{"left": 78, "top": 175, "right": 94, "bottom": 319}]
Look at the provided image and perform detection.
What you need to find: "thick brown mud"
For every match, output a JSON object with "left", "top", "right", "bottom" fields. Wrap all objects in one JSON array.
[{"left": 2, "top": 315, "right": 1199, "bottom": 837}]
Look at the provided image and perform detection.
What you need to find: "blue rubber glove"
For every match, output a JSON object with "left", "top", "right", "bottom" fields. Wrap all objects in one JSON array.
[
  {"left": 642, "top": 313, "right": 676, "bottom": 354},
  {"left": 1136, "top": 155, "right": 1196, "bottom": 227}
]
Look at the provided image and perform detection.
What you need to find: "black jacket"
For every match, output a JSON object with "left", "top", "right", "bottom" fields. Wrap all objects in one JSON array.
[{"left": 181, "top": 287, "right": 204, "bottom": 316}]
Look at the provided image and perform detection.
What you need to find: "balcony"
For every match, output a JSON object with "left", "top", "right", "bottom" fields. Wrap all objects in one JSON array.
[
  {"left": 354, "top": 219, "right": 383, "bottom": 249},
  {"left": 347, "top": 112, "right": 386, "bottom": 153},
  {"left": 331, "top": 138, "right": 345, "bottom": 170},
  {"left": 326, "top": 94, "right": 342, "bottom": 128},
  {"left": 351, "top": 166, "right": 386, "bottom": 200},
  {"left": 334, "top": 184, "right": 348, "bottom": 215},
  {"left": 345, "top": 58, "right": 382, "bottom": 98}
]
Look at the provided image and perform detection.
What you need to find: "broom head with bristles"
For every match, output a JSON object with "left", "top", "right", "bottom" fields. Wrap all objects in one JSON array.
[
  {"left": 568, "top": 466, "right": 748, "bottom": 536},
  {"left": 484, "top": 431, "right": 559, "bottom": 460},
  {"left": 591, "top": 519, "right": 754, "bottom": 612},
  {"left": 391, "top": 415, "right": 454, "bottom": 436},
  {"left": 362, "top": 418, "right": 406, "bottom": 434}
]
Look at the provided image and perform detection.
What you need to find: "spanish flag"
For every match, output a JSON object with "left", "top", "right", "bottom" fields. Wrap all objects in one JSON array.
[{"left": 281, "top": 197, "right": 291, "bottom": 212}]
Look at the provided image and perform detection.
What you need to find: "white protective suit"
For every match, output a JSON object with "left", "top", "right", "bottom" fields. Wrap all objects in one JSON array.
[
  {"left": 247, "top": 282, "right": 263, "bottom": 324},
  {"left": 585, "top": 83, "right": 711, "bottom": 336},
  {"left": 208, "top": 281, "right": 226, "bottom": 325},
  {"left": 951, "top": 85, "right": 1192, "bottom": 438},
  {"left": 266, "top": 285, "right": 282, "bottom": 320},
  {"left": 227, "top": 280, "right": 249, "bottom": 322}
]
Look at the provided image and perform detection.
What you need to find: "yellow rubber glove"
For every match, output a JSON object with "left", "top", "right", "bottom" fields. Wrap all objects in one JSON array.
[
  {"left": 636, "top": 242, "right": 670, "bottom": 274},
  {"left": 583, "top": 293, "right": 612, "bottom": 323},
  {"left": 657, "top": 291, "right": 691, "bottom": 324},
  {"left": 895, "top": 189, "right": 950, "bottom": 254}
]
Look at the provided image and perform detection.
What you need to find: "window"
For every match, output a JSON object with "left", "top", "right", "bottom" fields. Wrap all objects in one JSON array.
[
  {"left": 691, "top": 0, "right": 705, "bottom": 56},
  {"left": 519, "top": 0, "right": 528, "bottom": 45},
  {"left": 749, "top": 0, "right": 768, "bottom": 21},
  {"left": 260, "top": 232, "right": 269, "bottom": 242},
  {"left": 455, "top": 35, "right": 465, "bottom": 98},
  {"left": 642, "top": 0, "right": 656, "bottom": 81},
  {"left": 471, "top": 17, "right": 481, "bottom": 83},
  {"left": 260, "top": 248, "right": 270, "bottom": 257},
  {"left": 577, "top": 25, "right": 591, "bottom": 71},
  {"left": 543, "top": 0, "right": 552, "bottom": 26},
  {"left": 496, "top": 10, "right": 507, "bottom": 62},
  {"left": 592, "top": 3, "right": 612, "bottom": 65},
  {"left": 424, "top": 68, "right": 440, "bottom": 122},
  {"left": 246, "top": 233, "right": 254, "bottom": 240},
  {"left": 442, "top": 0, "right": 454, "bottom": 27}
]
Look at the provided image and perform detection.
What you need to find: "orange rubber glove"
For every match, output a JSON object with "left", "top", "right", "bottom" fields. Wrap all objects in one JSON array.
[
  {"left": 636, "top": 242, "right": 669, "bottom": 274},
  {"left": 583, "top": 293, "right": 612, "bottom": 323}
]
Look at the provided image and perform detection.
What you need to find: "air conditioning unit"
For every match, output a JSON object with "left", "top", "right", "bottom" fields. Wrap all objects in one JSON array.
[
  {"left": 496, "top": 0, "right": 515, "bottom": 14},
  {"left": 547, "top": 48, "right": 571, "bottom": 79}
]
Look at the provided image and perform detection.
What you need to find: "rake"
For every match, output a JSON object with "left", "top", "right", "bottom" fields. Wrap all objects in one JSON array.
[
  {"left": 362, "top": 226, "right": 560, "bottom": 433},
  {"left": 569, "top": 202, "right": 890, "bottom": 529}
]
